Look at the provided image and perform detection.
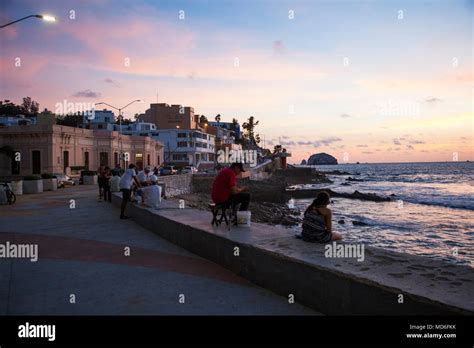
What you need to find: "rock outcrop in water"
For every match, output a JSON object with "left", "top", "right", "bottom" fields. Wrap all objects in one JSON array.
[{"left": 307, "top": 153, "right": 338, "bottom": 165}]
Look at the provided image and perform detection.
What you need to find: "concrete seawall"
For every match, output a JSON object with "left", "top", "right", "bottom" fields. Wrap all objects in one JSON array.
[{"left": 112, "top": 193, "right": 474, "bottom": 315}]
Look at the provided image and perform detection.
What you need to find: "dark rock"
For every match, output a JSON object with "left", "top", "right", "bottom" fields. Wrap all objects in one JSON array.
[
  {"left": 338, "top": 219, "right": 345, "bottom": 224},
  {"left": 307, "top": 153, "right": 338, "bottom": 165},
  {"left": 341, "top": 182, "right": 351, "bottom": 186},
  {"left": 325, "top": 170, "right": 351, "bottom": 175},
  {"left": 288, "top": 188, "right": 391, "bottom": 202},
  {"left": 352, "top": 220, "right": 368, "bottom": 226},
  {"left": 347, "top": 177, "right": 364, "bottom": 182},
  {"left": 390, "top": 193, "right": 397, "bottom": 197}
]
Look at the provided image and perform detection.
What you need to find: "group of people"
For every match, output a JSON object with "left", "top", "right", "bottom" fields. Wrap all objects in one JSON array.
[
  {"left": 210, "top": 162, "right": 341, "bottom": 242},
  {"left": 97, "top": 164, "right": 162, "bottom": 219},
  {"left": 96, "top": 166, "right": 116, "bottom": 203},
  {"left": 107, "top": 160, "right": 340, "bottom": 243}
]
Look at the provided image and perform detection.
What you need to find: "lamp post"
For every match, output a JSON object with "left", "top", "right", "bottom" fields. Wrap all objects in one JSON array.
[
  {"left": 1, "top": 14, "right": 56, "bottom": 28},
  {"left": 95, "top": 100, "right": 144, "bottom": 169}
]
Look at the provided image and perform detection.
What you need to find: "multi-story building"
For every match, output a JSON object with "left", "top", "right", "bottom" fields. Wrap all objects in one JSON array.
[
  {"left": 0, "top": 124, "right": 164, "bottom": 177},
  {"left": 157, "top": 128, "right": 216, "bottom": 167},
  {"left": 206, "top": 125, "right": 241, "bottom": 153},
  {"left": 138, "top": 103, "right": 199, "bottom": 129},
  {"left": 118, "top": 122, "right": 216, "bottom": 168}
]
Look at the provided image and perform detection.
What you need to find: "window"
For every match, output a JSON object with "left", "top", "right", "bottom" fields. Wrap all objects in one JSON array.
[
  {"left": 172, "top": 154, "right": 187, "bottom": 161},
  {"left": 177, "top": 142, "right": 188, "bottom": 147},
  {"left": 100, "top": 152, "right": 108, "bottom": 166},
  {"left": 32, "top": 151, "right": 41, "bottom": 174},
  {"left": 193, "top": 132, "right": 205, "bottom": 139},
  {"left": 140, "top": 133, "right": 149, "bottom": 136},
  {"left": 114, "top": 152, "right": 118, "bottom": 166},
  {"left": 157, "top": 155, "right": 161, "bottom": 165},
  {"left": 84, "top": 151, "right": 89, "bottom": 170},
  {"left": 147, "top": 154, "right": 150, "bottom": 166},
  {"left": 105, "top": 117, "right": 109, "bottom": 122},
  {"left": 98, "top": 124, "right": 103, "bottom": 129},
  {"left": 63, "top": 151, "right": 69, "bottom": 172},
  {"left": 178, "top": 133, "right": 187, "bottom": 138},
  {"left": 135, "top": 153, "right": 143, "bottom": 170}
]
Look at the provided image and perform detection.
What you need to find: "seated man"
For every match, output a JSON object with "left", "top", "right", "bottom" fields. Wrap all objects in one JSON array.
[
  {"left": 211, "top": 162, "right": 250, "bottom": 212},
  {"left": 139, "top": 175, "right": 162, "bottom": 208},
  {"left": 137, "top": 167, "right": 151, "bottom": 186}
]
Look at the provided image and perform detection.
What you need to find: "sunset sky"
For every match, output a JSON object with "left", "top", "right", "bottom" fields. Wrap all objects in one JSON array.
[{"left": 1, "top": 0, "right": 472, "bottom": 163}]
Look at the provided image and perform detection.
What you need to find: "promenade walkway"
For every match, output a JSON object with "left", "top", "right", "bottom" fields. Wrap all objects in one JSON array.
[{"left": 0, "top": 185, "right": 317, "bottom": 315}]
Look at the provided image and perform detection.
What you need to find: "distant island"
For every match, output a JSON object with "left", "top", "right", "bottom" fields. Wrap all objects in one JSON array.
[{"left": 304, "top": 153, "right": 338, "bottom": 165}]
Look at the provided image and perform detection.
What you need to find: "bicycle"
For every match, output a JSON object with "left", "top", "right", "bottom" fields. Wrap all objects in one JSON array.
[{"left": 2, "top": 182, "right": 16, "bottom": 205}]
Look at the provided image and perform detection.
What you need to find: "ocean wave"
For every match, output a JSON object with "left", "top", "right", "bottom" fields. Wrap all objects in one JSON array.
[{"left": 404, "top": 199, "right": 474, "bottom": 211}]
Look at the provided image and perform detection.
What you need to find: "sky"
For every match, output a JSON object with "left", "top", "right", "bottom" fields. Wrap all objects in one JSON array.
[{"left": 0, "top": 0, "right": 473, "bottom": 163}]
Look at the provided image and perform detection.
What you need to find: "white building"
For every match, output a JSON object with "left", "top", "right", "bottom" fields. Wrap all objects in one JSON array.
[
  {"left": 84, "top": 109, "right": 116, "bottom": 124},
  {"left": 119, "top": 122, "right": 216, "bottom": 168},
  {"left": 116, "top": 122, "right": 157, "bottom": 134}
]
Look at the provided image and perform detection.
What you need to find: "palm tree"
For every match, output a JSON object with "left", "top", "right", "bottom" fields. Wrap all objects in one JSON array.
[
  {"left": 242, "top": 116, "right": 260, "bottom": 147},
  {"left": 215, "top": 114, "right": 221, "bottom": 129}
]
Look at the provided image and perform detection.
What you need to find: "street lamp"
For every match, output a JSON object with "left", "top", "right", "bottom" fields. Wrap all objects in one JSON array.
[
  {"left": 95, "top": 99, "right": 144, "bottom": 169},
  {"left": 1, "top": 14, "right": 56, "bottom": 28}
]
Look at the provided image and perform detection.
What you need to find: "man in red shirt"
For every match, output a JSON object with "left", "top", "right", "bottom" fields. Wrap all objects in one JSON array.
[{"left": 211, "top": 162, "right": 250, "bottom": 211}]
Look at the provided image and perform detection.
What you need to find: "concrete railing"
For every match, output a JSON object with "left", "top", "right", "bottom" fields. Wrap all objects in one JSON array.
[{"left": 112, "top": 193, "right": 474, "bottom": 315}]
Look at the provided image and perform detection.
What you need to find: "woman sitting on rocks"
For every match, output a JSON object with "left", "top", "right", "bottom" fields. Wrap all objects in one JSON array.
[{"left": 302, "top": 191, "right": 342, "bottom": 243}]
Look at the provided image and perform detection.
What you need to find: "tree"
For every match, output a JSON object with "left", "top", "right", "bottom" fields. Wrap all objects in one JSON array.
[
  {"left": 0, "top": 100, "right": 25, "bottom": 116},
  {"left": 273, "top": 144, "right": 282, "bottom": 155},
  {"left": 56, "top": 114, "right": 82, "bottom": 127},
  {"left": 242, "top": 116, "right": 260, "bottom": 146},
  {"left": 199, "top": 115, "right": 208, "bottom": 128},
  {"left": 230, "top": 118, "right": 240, "bottom": 138},
  {"left": 215, "top": 114, "right": 221, "bottom": 124},
  {"left": 21, "top": 97, "right": 39, "bottom": 115}
]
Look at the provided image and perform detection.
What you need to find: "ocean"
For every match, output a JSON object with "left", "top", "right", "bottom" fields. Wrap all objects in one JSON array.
[{"left": 291, "top": 162, "right": 474, "bottom": 267}]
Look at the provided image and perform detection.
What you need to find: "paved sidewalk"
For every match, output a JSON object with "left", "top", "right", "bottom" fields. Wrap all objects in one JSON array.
[{"left": 0, "top": 185, "right": 317, "bottom": 315}]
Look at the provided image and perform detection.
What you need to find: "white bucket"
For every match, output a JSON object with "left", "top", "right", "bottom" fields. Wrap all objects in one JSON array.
[{"left": 236, "top": 211, "right": 251, "bottom": 227}]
